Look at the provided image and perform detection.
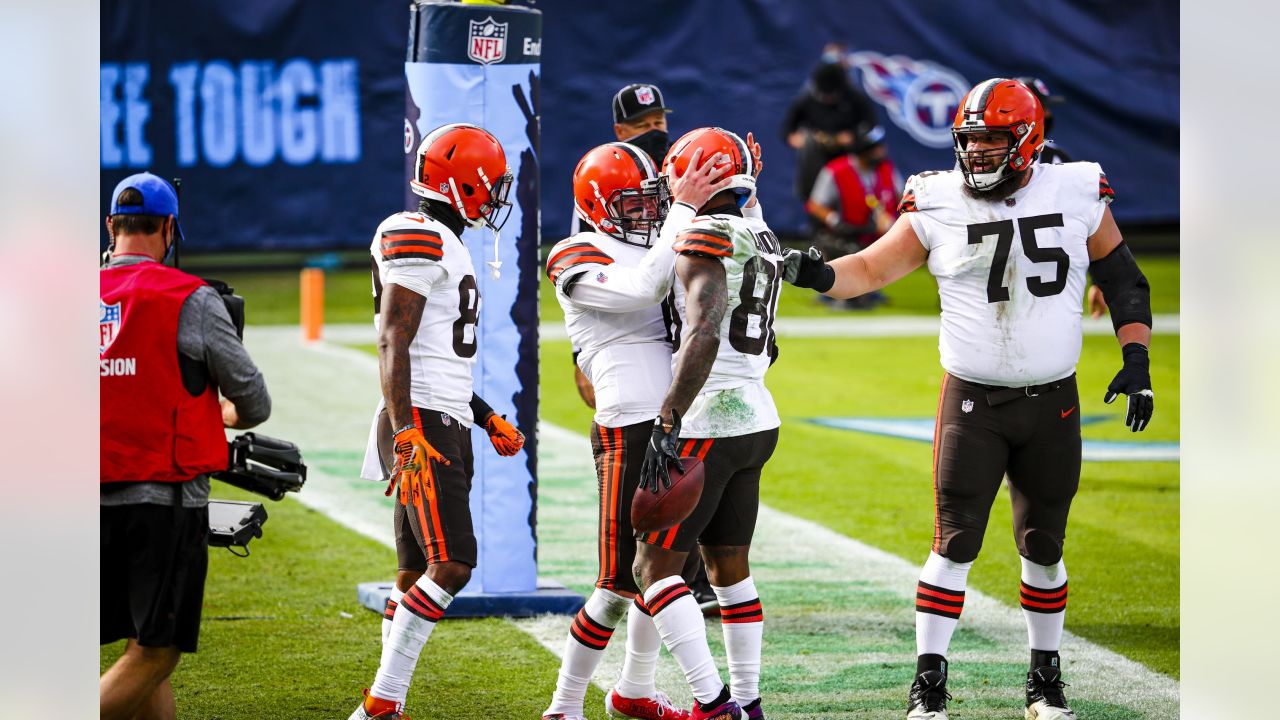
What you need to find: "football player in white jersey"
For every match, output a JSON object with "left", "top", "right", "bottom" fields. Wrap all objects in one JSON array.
[
  {"left": 785, "top": 79, "right": 1155, "bottom": 720},
  {"left": 350, "top": 124, "right": 527, "bottom": 720},
  {"left": 636, "top": 127, "right": 783, "bottom": 720},
  {"left": 541, "top": 141, "right": 734, "bottom": 720}
]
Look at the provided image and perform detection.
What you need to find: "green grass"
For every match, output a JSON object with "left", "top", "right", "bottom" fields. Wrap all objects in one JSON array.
[
  {"left": 540, "top": 333, "right": 1179, "bottom": 677},
  {"left": 144, "top": 254, "right": 1178, "bottom": 716},
  {"left": 101, "top": 486, "right": 598, "bottom": 719},
  {"left": 261, "top": 253, "right": 1179, "bottom": 677},
  {"left": 213, "top": 268, "right": 376, "bottom": 325}
]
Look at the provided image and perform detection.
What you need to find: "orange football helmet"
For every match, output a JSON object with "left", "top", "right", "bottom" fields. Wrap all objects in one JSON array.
[
  {"left": 410, "top": 123, "right": 513, "bottom": 230},
  {"left": 573, "top": 142, "right": 667, "bottom": 247},
  {"left": 662, "top": 127, "right": 756, "bottom": 207},
  {"left": 952, "top": 78, "right": 1044, "bottom": 191}
]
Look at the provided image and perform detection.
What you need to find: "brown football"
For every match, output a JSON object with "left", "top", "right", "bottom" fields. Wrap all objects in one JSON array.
[{"left": 631, "top": 457, "right": 705, "bottom": 534}]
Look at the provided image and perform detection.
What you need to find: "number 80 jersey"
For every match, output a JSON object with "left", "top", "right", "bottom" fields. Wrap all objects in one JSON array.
[
  {"left": 370, "top": 211, "right": 480, "bottom": 427},
  {"left": 670, "top": 213, "right": 784, "bottom": 438},
  {"left": 902, "top": 162, "right": 1114, "bottom": 387}
]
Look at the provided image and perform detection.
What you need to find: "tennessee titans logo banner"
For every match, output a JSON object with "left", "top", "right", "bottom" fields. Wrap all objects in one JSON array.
[
  {"left": 848, "top": 51, "right": 969, "bottom": 149},
  {"left": 406, "top": 3, "right": 541, "bottom": 595},
  {"left": 100, "top": 299, "right": 123, "bottom": 355}
]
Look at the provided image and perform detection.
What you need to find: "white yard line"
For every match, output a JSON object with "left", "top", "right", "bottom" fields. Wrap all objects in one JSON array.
[{"left": 243, "top": 326, "right": 1179, "bottom": 719}]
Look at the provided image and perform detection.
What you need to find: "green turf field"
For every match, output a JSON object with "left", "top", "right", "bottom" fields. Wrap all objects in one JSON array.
[
  {"left": 103, "top": 254, "right": 1179, "bottom": 717},
  {"left": 101, "top": 486, "right": 607, "bottom": 719},
  {"left": 538, "top": 333, "right": 1180, "bottom": 678}
]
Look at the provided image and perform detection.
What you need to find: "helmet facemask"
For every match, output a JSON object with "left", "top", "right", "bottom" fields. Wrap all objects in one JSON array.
[
  {"left": 590, "top": 176, "right": 669, "bottom": 247},
  {"left": 953, "top": 122, "right": 1038, "bottom": 192}
]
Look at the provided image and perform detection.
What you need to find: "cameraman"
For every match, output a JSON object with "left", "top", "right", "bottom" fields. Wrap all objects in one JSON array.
[{"left": 99, "top": 173, "right": 271, "bottom": 720}]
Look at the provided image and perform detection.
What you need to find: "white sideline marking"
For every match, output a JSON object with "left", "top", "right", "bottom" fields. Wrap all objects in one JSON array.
[{"left": 242, "top": 326, "right": 1179, "bottom": 718}]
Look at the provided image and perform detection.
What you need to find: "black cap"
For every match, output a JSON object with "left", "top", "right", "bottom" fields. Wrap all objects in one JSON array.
[
  {"left": 1015, "top": 76, "right": 1064, "bottom": 106},
  {"left": 811, "top": 62, "right": 849, "bottom": 94},
  {"left": 852, "top": 125, "right": 887, "bottom": 154},
  {"left": 612, "top": 84, "right": 673, "bottom": 124}
]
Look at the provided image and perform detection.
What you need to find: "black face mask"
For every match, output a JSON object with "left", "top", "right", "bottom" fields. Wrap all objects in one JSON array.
[{"left": 627, "top": 129, "right": 670, "bottom": 165}]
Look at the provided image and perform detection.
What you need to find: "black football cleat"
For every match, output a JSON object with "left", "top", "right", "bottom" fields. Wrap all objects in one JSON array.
[
  {"left": 906, "top": 669, "right": 950, "bottom": 719},
  {"left": 1025, "top": 665, "right": 1076, "bottom": 719}
]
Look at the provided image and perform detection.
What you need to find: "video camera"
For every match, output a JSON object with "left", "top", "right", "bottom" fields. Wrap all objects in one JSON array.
[
  {"left": 202, "top": 278, "right": 246, "bottom": 340},
  {"left": 208, "top": 432, "right": 308, "bottom": 554}
]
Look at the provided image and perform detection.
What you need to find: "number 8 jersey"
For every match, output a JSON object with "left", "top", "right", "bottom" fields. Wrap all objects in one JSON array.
[
  {"left": 902, "top": 162, "right": 1114, "bottom": 387},
  {"left": 670, "top": 212, "right": 784, "bottom": 438},
  {"left": 369, "top": 211, "right": 480, "bottom": 426}
]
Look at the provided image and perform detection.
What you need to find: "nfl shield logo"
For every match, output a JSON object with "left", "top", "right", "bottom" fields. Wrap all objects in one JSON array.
[
  {"left": 468, "top": 17, "right": 508, "bottom": 65},
  {"left": 100, "top": 299, "right": 122, "bottom": 355},
  {"left": 961, "top": 399, "right": 974, "bottom": 413},
  {"left": 635, "top": 86, "right": 656, "bottom": 105},
  {"left": 440, "top": 412, "right": 452, "bottom": 427}
]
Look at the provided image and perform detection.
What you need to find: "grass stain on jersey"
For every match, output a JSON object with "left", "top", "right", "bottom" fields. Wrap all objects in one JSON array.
[{"left": 704, "top": 387, "right": 756, "bottom": 436}]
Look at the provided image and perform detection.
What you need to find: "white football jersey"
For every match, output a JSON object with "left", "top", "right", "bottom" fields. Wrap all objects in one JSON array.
[
  {"left": 670, "top": 212, "right": 783, "bottom": 438},
  {"left": 369, "top": 211, "right": 480, "bottom": 426},
  {"left": 903, "top": 162, "right": 1113, "bottom": 386},
  {"left": 549, "top": 231, "right": 673, "bottom": 428}
]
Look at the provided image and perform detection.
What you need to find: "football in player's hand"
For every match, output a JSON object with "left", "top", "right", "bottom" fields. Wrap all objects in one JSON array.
[{"left": 631, "top": 457, "right": 704, "bottom": 534}]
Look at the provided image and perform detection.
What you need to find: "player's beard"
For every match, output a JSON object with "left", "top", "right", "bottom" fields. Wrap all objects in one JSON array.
[{"left": 962, "top": 167, "right": 1028, "bottom": 203}]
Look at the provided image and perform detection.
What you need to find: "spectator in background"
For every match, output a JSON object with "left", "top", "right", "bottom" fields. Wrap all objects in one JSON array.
[
  {"left": 571, "top": 83, "right": 675, "bottom": 238},
  {"left": 782, "top": 55, "right": 878, "bottom": 204},
  {"left": 804, "top": 125, "right": 902, "bottom": 309}
]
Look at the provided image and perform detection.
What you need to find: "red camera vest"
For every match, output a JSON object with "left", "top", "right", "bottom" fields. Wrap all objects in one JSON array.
[
  {"left": 828, "top": 155, "right": 901, "bottom": 226},
  {"left": 100, "top": 261, "right": 227, "bottom": 483}
]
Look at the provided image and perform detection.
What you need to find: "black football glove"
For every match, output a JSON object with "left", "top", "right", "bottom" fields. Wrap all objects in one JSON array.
[
  {"left": 639, "top": 410, "right": 684, "bottom": 494},
  {"left": 781, "top": 246, "right": 835, "bottom": 292},
  {"left": 1104, "top": 343, "right": 1154, "bottom": 432}
]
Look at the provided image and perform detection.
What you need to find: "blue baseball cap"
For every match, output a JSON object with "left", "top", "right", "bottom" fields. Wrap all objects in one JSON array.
[
  {"left": 109, "top": 172, "right": 184, "bottom": 247},
  {"left": 110, "top": 172, "right": 179, "bottom": 217}
]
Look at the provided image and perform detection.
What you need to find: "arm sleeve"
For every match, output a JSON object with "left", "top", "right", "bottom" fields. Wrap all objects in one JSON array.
[
  {"left": 183, "top": 287, "right": 272, "bottom": 426},
  {"left": 469, "top": 393, "right": 495, "bottom": 424},
  {"left": 384, "top": 262, "right": 447, "bottom": 299},
  {"left": 558, "top": 202, "right": 697, "bottom": 312}
]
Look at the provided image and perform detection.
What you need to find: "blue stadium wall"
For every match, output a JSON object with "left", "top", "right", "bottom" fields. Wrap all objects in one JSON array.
[{"left": 101, "top": 0, "right": 1178, "bottom": 252}]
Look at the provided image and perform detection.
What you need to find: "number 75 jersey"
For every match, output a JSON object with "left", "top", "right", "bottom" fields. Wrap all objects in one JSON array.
[
  {"left": 369, "top": 211, "right": 480, "bottom": 426},
  {"left": 902, "top": 161, "right": 1114, "bottom": 387}
]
